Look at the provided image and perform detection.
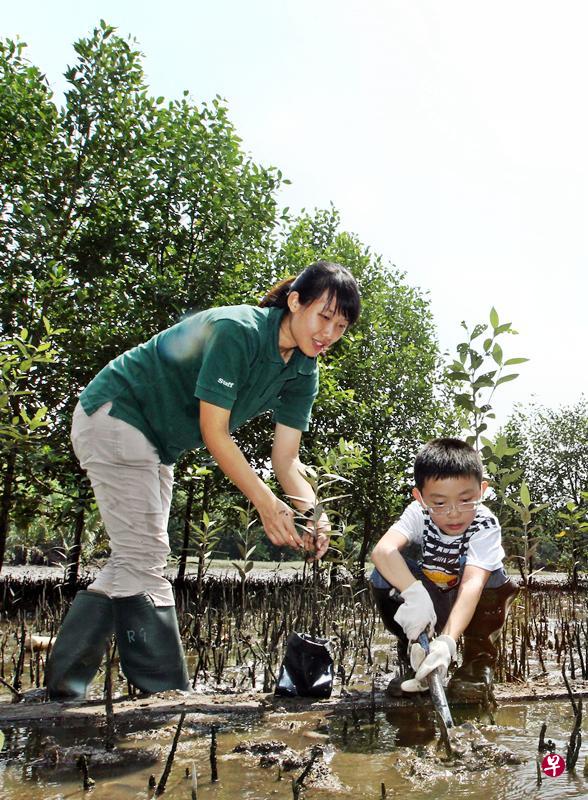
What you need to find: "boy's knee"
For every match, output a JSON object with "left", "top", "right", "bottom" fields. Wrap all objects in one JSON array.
[
  {"left": 369, "top": 567, "right": 392, "bottom": 590},
  {"left": 484, "top": 567, "right": 510, "bottom": 590}
]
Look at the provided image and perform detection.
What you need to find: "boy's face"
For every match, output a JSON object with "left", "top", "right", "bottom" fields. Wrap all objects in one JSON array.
[{"left": 413, "top": 475, "right": 488, "bottom": 536}]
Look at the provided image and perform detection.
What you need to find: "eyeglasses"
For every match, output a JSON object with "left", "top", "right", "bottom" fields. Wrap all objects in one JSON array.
[{"left": 423, "top": 499, "right": 483, "bottom": 517}]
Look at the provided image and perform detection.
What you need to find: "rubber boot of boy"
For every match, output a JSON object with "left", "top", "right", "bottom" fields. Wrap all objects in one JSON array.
[{"left": 447, "top": 578, "right": 519, "bottom": 702}]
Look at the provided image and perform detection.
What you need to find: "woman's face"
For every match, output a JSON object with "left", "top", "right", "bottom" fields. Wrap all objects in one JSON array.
[{"left": 283, "top": 290, "right": 349, "bottom": 357}]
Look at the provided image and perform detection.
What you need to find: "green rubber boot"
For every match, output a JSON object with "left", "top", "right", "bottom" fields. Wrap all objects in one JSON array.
[
  {"left": 384, "top": 638, "right": 425, "bottom": 697},
  {"left": 46, "top": 590, "right": 114, "bottom": 701},
  {"left": 113, "top": 593, "right": 190, "bottom": 693},
  {"left": 448, "top": 579, "right": 519, "bottom": 703}
]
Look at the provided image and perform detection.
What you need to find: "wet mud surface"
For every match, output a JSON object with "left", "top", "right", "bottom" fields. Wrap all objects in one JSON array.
[
  {"left": 1, "top": 572, "right": 586, "bottom": 796},
  {"left": 1, "top": 698, "right": 587, "bottom": 799}
]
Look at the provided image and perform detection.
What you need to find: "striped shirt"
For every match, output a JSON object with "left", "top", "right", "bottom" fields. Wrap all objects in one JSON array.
[{"left": 393, "top": 501, "right": 505, "bottom": 588}]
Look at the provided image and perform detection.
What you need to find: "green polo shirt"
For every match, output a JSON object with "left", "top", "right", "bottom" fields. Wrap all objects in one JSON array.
[{"left": 79, "top": 306, "right": 319, "bottom": 464}]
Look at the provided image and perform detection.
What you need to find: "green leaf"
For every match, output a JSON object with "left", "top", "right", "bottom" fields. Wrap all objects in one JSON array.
[
  {"left": 500, "top": 469, "right": 522, "bottom": 487},
  {"left": 470, "top": 324, "right": 488, "bottom": 341},
  {"left": 489, "top": 307, "right": 499, "bottom": 329},
  {"left": 470, "top": 353, "right": 484, "bottom": 371},
  {"left": 455, "top": 393, "right": 475, "bottom": 412},
  {"left": 503, "top": 357, "right": 529, "bottom": 366},
  {"left": 520, "top": 482, "right": 531, "bottom": 507},
  {"left": 448, "top": 370, "right": 470, "bottom": 382},
  {"left": 495, "top": 373, "right": 518, "bottom": 386},
  {"left": 492, "top": 343, "right": 503, "bottom": 365},
  {"left": 472, "top": 376, "right": 494, "bottom": 390}
]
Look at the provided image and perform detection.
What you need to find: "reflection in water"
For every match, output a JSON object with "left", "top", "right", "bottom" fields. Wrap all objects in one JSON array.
[
  {"left": 326, "top": 705, "right": 438, "bottom": 751},
  {"left": 0, "top": 700, "right": 586, "bottom": 799},
  {"left": 386, "top": 706, "right": 436, "bottom": 747}
]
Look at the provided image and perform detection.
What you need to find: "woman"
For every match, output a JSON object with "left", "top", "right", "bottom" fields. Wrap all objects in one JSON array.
[{"left": 47, "top": 261, "right": 360, "bottom": 699}]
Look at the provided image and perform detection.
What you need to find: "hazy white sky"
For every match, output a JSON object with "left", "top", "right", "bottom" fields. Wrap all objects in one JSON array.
[{"left": 4, "top": 1, "right": 587, "bottom": 428}]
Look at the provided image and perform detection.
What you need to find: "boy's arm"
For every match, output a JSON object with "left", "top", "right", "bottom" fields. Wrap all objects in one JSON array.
[
  {"left": 372, "top": 526, "right": 437, "bottom": 640},
  {"left": 371, "top": 527, "right": 415, "bottom": 591},
  {"left": 442, "top": 564, "right": 491, "bottom": 640},
  {"left": 407, "top": 564, "right": 491, "bottom": 688}
]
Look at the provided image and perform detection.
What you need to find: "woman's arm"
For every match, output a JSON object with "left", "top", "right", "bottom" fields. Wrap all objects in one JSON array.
[
  {"left": 442, "top": 564, "right": 490, "bottom": 640},
  {"left": 199, "top": 401, "right": 304, "bottom": 549},
  {"left": 271, "top": 423, "right": 330, "bottom": 558}
]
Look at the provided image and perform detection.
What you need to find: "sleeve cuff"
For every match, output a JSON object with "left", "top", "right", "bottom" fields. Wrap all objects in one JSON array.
[
  {"left": 390, "top": 525, "right": 412, "bottom": 541},
  {"left": 465, "top": 558, "right": 503, "bottom": 572},
  {"left": 195, "top": 385, "right": 235, "bottom": 410},
  {"left": 272, "top": 411, "right": 310, "bottom": 431}
]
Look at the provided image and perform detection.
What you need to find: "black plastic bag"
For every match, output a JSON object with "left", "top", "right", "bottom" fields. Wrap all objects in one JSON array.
[{"left": 275, "top": 632, "right": 334, "bottom": 698}]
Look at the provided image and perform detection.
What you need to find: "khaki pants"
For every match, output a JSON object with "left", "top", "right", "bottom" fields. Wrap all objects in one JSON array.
[{"left": 71, "top": 401, "right": 174, "bottom": 606}]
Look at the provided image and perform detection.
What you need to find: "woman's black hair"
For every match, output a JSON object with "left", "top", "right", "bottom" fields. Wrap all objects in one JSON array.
[
  {"left": 260, "top": 260, "right": 361, "bottom": 325},
  {"left": 414, "top": 438, "right": 484, "bottom": 490}
]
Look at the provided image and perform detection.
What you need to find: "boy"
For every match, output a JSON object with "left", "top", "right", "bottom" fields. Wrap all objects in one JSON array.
[{"left": 370, "top": 438, "right": 518, "bottom": 702}]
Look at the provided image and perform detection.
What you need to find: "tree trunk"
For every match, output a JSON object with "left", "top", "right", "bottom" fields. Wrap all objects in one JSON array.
[
  {"left": 66, "top": 503, "right": 85, "bottom": 590},
  {"left": 0, "top": 443, "right": 18, "bottom": 574},
  {"left": 356, "top": 505, "right": 373, "bottom": 581},
  {"left": 356, "top": 430, "right": 378, "bottom": 580},
  {"left": 202, "top": 472, "right": 211, "bottom": 515},
  {"left": 177, "top": 479, "right": 195, "bottom": 582}
]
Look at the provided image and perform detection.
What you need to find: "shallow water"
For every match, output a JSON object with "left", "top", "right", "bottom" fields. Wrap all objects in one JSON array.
[{"left": 0, "top": 699, "right": 586, "bottom": 799}]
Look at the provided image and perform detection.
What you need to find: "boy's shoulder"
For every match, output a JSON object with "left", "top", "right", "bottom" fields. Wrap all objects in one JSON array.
[
  {"left": 402, "top": 499, "right": 425, "bottom": 519},
  {"left": 470, "top": 503, "right": 500, "bottom": 532}
]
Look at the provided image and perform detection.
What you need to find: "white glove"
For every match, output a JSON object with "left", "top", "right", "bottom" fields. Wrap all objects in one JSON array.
[
  {"left": 400, "top": 634, "right": 457, "bottom": 692},
  {"left": 399, "top": 677, "right": 428, "bottom": 693},
  {"left": 392, "top": 581, "right": 437, "bottom": 642}
]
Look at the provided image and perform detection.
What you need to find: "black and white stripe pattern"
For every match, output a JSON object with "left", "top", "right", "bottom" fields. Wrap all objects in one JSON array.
[{"left": 421, "top": 510, "right": 499, "bottom": 582}]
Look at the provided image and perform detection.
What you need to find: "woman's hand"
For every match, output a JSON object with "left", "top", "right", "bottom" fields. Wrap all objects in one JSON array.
[
  {"left": 272, "top": 424, "right": 331, "bottom": 558},
  {"left": 300, "top": 513, "right": 330, "bottom": 559},
  {"left": 255, "top": 494, "right": 304, "bottom": 550}
]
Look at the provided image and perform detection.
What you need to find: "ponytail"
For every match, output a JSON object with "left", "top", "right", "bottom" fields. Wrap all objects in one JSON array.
[{"left": 259, "top": 277, "right": 296, "bottom": 309}]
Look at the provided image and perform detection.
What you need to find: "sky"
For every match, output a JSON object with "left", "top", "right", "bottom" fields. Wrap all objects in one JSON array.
[{"left": 3, "top": 1, "right": 587, "bottom": 429}]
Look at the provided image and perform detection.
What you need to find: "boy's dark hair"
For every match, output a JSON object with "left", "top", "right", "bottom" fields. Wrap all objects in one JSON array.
[{"left": 414, "top": 438, "right": 483, "bottom": 490}]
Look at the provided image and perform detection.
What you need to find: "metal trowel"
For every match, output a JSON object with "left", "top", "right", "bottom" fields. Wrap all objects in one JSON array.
[{"left": 418, "top": 632, "right": 454, "bottom": 756}]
